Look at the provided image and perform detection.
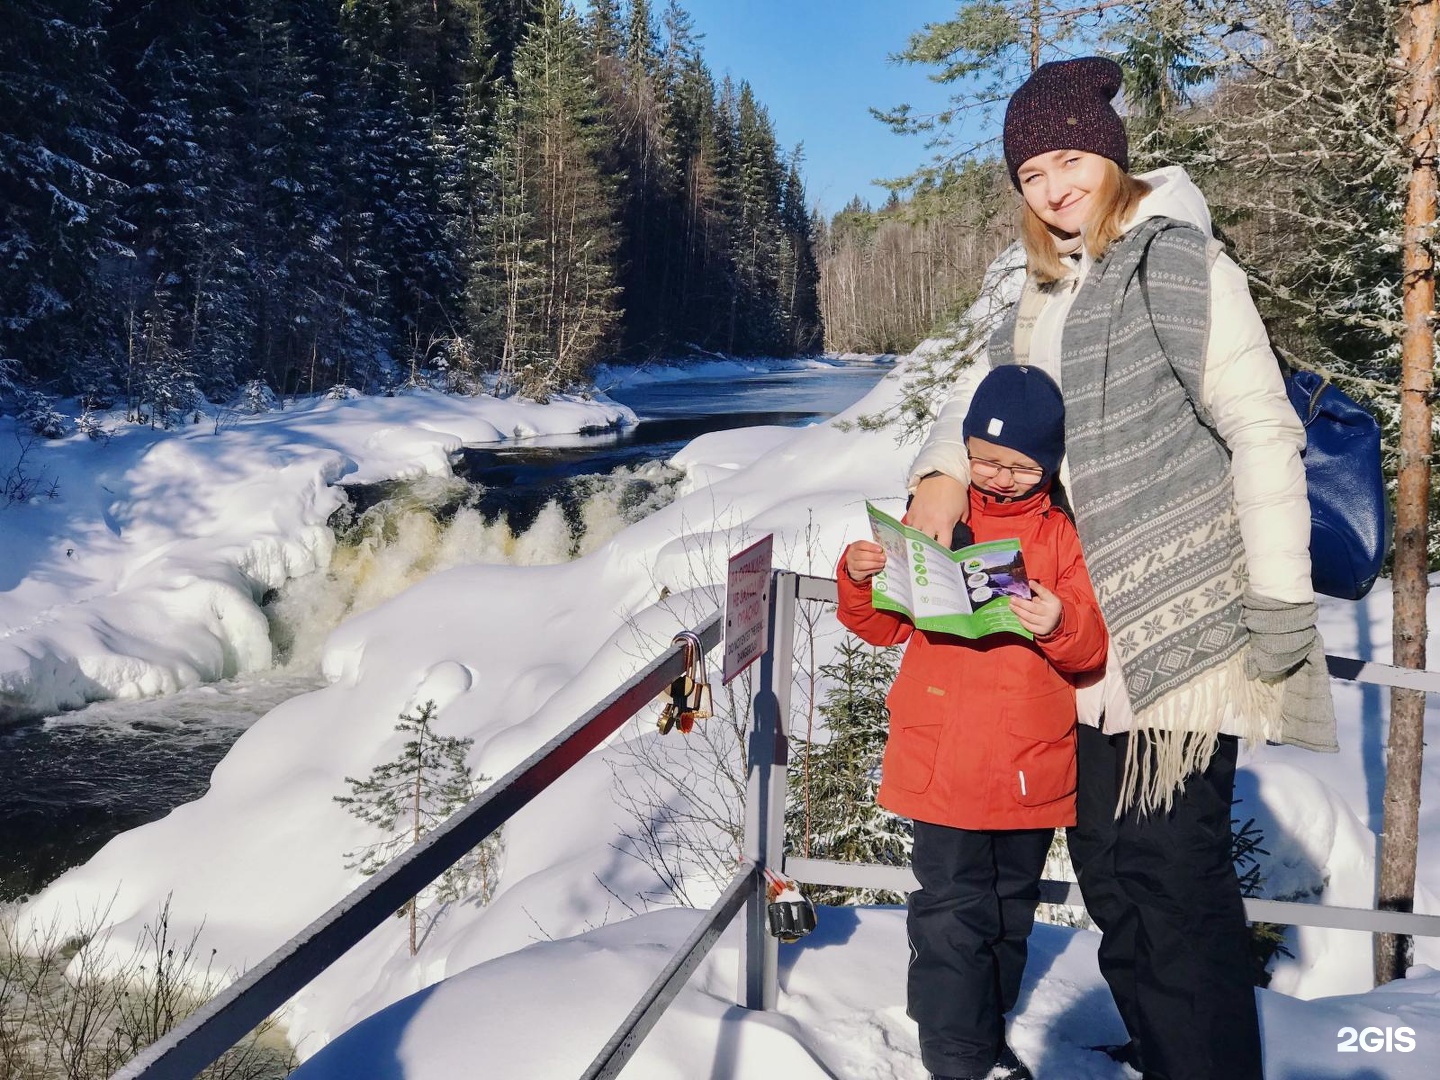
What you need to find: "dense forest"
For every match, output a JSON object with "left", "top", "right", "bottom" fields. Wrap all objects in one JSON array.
[{"left": 0, "top": 0, "right": 823, "bottom": 419}]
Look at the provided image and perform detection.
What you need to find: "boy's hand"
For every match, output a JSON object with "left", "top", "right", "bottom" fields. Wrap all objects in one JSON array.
[
  {"left": 844, "top": 541, "right": 886, "bottom": 583},
  {"left": 1010, "top": 581, "right": 1063, "bottom": 638}
]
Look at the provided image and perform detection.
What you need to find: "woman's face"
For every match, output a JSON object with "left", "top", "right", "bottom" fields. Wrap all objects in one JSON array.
[{"left": 1016, "top": 149, "right": 1111, "bottom": 238}]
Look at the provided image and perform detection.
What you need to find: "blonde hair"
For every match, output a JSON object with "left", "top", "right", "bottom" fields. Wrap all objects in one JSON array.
[{"left": 1019, "top": 159, "right": 1152, "bottom": 284}]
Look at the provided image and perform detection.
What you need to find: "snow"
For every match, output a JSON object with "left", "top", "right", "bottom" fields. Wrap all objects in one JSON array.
[
  {"left": 6, "top": 342, "right": 1440, "bottom": 1079},
  {"left": 0, "top": 387, "right": 636, "bottom": 717}
]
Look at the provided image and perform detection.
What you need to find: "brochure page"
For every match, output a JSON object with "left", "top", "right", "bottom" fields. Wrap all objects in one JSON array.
[{"left": 866, "top": 502, "right": 1033, "bottom": 640}]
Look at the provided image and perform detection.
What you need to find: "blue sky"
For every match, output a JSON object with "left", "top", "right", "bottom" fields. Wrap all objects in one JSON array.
[{"left": 680, "top": 0, "right": 965, "bottom": 216}]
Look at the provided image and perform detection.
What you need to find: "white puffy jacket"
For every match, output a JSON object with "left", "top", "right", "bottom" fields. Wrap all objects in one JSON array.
[{"left": 908, "top": 167, "right": 1311, "bottom": 734}]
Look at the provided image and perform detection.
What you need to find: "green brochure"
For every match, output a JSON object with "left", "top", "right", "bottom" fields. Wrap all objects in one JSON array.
[{"left": 866, "top": 502, "right": 1034, "bottom": 640}]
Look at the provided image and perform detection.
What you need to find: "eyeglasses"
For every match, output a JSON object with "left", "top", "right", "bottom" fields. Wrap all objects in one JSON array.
[{"left": 969, "top": 455, "right": 1045, "bottom": 486}]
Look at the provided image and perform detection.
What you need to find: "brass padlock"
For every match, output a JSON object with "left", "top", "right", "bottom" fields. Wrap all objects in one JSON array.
[
  {"left": 656, "top": 630, "right": 712, "bottom": 735},
  {"left": 676, "top": 631, "right": 711, "bottom": 722}
]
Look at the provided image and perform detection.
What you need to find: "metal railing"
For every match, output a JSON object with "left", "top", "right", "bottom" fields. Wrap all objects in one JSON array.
[
  {"left": 114, "top": 611, "right": 731, "bottom": 1079},
  {"left": 112, "top": 569, "right": 1440, "bottom": 1079},
  {"left": 766, "top": 574, "right": 1440, "bottom": 956}
]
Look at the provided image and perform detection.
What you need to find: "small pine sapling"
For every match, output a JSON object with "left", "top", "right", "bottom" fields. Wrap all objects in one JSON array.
[
  {"left": 1231, "top": 811, "right": 1293, "bottom": 986},
  {"left": 335, "top": 700, "right": 501, "bottom": 955},
  {"left": 789, "top": 637, "right": 912, "bottom": 905}
]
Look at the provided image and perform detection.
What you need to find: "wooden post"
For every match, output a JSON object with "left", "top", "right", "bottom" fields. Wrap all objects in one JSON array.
[{"left": 1376, "top": 0, "right": 1438, "bottom": 986}]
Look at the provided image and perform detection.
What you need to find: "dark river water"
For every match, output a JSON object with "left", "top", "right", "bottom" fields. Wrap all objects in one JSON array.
[{"left": 0, "top": 359, "right": 890, "bottom": 900}]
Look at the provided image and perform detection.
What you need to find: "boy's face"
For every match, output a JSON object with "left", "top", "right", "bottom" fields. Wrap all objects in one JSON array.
[{"left": 966, "top": 436, "right": 1047, "bottom": 499}]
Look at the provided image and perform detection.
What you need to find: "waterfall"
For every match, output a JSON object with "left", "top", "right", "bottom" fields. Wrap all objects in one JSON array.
[{"left": 264, "top": 462, "right": 683, "bottom": 669}]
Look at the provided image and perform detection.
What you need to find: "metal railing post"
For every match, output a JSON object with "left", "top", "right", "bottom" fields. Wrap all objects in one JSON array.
[{"left": 740, "top": 569, "right": 797, "bottom": 1010}]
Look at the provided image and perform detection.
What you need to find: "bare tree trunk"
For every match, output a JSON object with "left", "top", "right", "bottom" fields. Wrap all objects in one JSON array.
[
  {"left": 1030, "top": 0, "right": 1043, "bottom": 70},
  {"left": 1376, "top": 0, "right": 1438, "bottom": 987}
]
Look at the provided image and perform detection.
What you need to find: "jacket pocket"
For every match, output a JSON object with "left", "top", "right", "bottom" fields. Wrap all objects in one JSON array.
[
  {"left": 1004, "top": 686, "right": 1077, "bottom": 807},
  {"left": 882, "top": 671, "right": 945, "bottom": 794}
]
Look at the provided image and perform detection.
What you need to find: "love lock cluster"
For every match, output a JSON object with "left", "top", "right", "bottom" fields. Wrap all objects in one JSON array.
[{"left": 656, "top": 630, "right": 712, "bottom": 735}]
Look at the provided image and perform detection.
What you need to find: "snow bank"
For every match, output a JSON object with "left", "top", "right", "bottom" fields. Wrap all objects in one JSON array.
[{"left": 0, "top": 389, "right": 635, "bottom": 719}]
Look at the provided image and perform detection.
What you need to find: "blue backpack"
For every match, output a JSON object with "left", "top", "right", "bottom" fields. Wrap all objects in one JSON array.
[{"left": 1285, "top": 369, "right": 1390, "bottom": 600}]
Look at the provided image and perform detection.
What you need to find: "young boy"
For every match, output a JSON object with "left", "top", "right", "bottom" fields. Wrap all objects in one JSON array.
[{"left": 838, "top": 365, "right": 1108, "bottom": 1080}]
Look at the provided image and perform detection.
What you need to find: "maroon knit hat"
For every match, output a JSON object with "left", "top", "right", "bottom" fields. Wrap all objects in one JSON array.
[{"left": 1003, "top": 57, "right": 1128, "bottom": 188}]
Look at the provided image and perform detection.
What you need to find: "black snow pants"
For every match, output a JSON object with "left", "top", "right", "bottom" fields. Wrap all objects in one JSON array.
[
  {"left": 907, "top": 820, "right": 1054, "bottom": 1078},
  {"left": 1067, "top": 724, "right": 1264, "bottom": 1080}
]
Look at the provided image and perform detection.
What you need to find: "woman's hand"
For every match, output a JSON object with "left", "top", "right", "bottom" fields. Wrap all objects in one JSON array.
[
  {"left": 844, "top": 541, "right": 887, "bottom": 583},
  {"left": 905, "top": 472, "right": 970, "bottom": 543},
  {"left": 1010, "top": 581, "right": 1063, "bottom": 639}
]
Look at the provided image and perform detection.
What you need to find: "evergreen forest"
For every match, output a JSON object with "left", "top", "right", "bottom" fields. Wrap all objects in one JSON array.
[{"left": 1, "top": 0, "right": 823, "bottom": 419}]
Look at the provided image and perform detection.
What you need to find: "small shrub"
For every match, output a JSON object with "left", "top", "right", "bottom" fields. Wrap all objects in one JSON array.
[{"left": 0, "top": 899, "right": 295, "bottom": 1079}]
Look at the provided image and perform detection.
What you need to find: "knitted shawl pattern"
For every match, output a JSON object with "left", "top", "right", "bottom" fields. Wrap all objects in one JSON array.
[{"left": 990, "top": 217, "right": 1277, "bottom": 811}]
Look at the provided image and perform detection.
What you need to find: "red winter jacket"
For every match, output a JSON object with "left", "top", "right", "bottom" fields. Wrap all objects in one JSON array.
[{"left": 837, "top": 486, "right": 1108, "bottom": 830}]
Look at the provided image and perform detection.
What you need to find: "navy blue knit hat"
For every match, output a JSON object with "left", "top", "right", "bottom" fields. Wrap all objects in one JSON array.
[
  {"left": 963, "top": 365, "right": 1065, "bottom": 476},
  {"left": 1003, "top": 57, "right": 1129, "bottom": 189}
]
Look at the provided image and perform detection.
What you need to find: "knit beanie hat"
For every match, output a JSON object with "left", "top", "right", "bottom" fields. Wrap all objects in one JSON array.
[
  {"left": 1003, "top": 57, "right": 1129, "bottom": 188},
  {"left": 963, "top": 365, "right": 1065, "bottom": 476}
]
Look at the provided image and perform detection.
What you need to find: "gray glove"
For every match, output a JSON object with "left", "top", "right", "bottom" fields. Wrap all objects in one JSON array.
[
  {"left": 1242, "top": 592, "right": 1318, "bottom": 681},
  {"left": 1242, "top": 590, "right": 1338, "bottom": 753}
]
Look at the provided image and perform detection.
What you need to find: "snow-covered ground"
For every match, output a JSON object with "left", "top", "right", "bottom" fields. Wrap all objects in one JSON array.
[{"left": 6, "top": 342, "right": 1440, "bottom": 1078}]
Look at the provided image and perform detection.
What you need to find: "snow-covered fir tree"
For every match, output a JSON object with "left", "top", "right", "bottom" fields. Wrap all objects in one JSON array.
[{"left": 789, "top": 637, "right": 912, "bottom": 905}]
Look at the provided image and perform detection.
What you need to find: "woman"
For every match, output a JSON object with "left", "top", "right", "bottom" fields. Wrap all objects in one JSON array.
[{"left": 902, "top": 57, "right": 1337, "bottom": 1080}]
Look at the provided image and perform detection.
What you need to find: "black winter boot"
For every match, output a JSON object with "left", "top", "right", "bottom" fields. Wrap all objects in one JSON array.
[{"left": 989, "top": 1043, "right": 1034, "bottom": 1079}]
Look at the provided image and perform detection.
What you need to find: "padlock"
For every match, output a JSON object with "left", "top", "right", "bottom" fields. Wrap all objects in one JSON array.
[
  {"left": 675, "top": 631, "right": 712, "bottom": 723},
  {"left": 681, "top": 674, "right": 712, "bottom": 720},
  {"left": 655, "top": 630, "right": 713, "bottom": 736},
  {"left": 763, "top": 871, "right": 817, "bottom": 942},
  {"left": 766, "top": 897, "right": 818, "bottom": 943}
]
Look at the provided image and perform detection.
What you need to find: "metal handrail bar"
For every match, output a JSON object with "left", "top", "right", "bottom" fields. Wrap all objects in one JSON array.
[
  {"left": 796, "top": 572, "right": 1440, "bottom": 696},
  {"left": 580, "top": 864, "right": 759, "bottom": 1080},
  {"left": 1323, "top": 654, "right": 1440, "bottom": 694},
  {"left": 113, "top": 610, "right": 724, "bottom": 1080},
  {"left": 782, "top": 857, "right": 1440, "bottom": 938}
]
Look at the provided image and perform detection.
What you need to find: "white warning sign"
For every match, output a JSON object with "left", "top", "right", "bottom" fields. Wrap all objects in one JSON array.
[{"left": 723, "top": 535, "right": 773, "bottom": 684}]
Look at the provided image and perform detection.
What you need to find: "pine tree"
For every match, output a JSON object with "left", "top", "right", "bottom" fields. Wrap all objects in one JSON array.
[
  {"left": 660, "top": 14, "right": 722, "bottom": 345},
  {"left": 585, "top": 0, "right": 624, "bottom": 57},
  {"left": 732, "top": 83, "right": 785, "bottom": 353},
  {"left": 789, "top": 638, "right": 911, "bottom": 905},
  {"left": 116, "top": 2, "right": 251, "bottom": 406},
  {"left": 340, "top": 0, "right": 470, "bottom": 382},
  {"left": 1230, "top": 813, "right": 1293, "bottom": 987},
  {"left": 336, "top": 700, "right": 502, "bottom": 956},
  {"left": 439, "top": 2, "right": 504, "bottom": 391},
  {"left": 478, "top": 0, "right": 543, "bottom": 84},
  {"left": 0, "top": 0, "right": 131, "bottom": 389},
  {"left": 875, "top": 1, "right": 1139, "bottom": 190},
  {"left": 778, "top": 152, "right": 823, "bottom": 354},
  {"left": 468, "top": 84, "right": 547, "bottom": 389},
  {"left": 498, "top": 0, "right": 622, "bottom": 395}
]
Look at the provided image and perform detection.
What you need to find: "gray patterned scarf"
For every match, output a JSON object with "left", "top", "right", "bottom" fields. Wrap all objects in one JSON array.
[{"left": 991, "top": 218, "right": 1277, "bottom": 811}]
